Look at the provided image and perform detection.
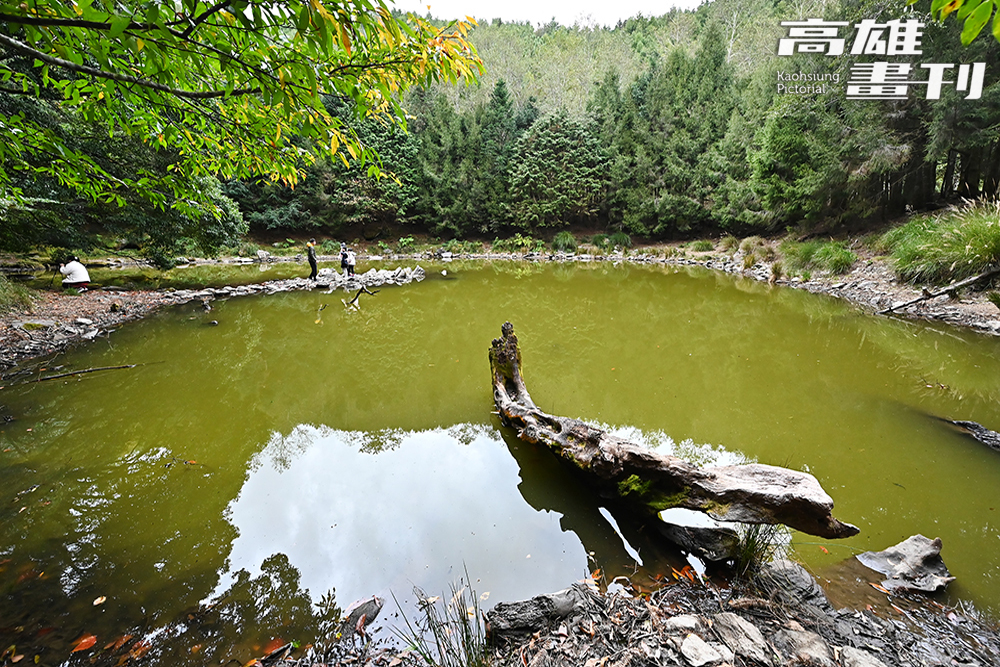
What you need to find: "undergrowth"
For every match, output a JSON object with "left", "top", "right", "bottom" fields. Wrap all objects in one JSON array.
[
  {"left": 877, "top": 201, "right": 1000, "bottom": 285},
  {"left": 0, "top": 274, "right": 35, "bottom": 312}
]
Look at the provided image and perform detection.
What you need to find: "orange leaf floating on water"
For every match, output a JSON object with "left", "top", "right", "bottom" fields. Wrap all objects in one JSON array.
[
  {"left": 262, "top": 638, "right": 286, "bottom": 655},
  {"left": 868, "top": 582, "right": 891, "bottom": 594},
  {"left": 590, "top": 569, "right": 601, "bottom": 580},
  {"left": 93, "top": 596, "right": 106, "bottom": 606},
  {"left": 128, "top": 641, "right": 151, "bottom": 660},
  {"left": 71, "top": 635, "right": 97, "bottom": 653},
  {"left": 104, "top": 634, "right": 132, "bottom": 651},
  {"left": 818, "top": 546, "right": 829, "bottom": 554}
]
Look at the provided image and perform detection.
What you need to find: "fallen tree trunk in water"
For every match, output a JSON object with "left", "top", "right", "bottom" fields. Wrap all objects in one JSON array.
[{"left": 488, "top": 322, "right": 859, "bottom": 540}]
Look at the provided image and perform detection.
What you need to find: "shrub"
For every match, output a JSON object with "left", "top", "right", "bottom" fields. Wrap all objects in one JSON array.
[
  {"left": 720, "top": 235, "right": 739, "bottom": 252},
  {"left": 442, "top": 239, "right": 483, "bottom": 255},
  {"left": 591, "top": 233, "right": 610, "bottom": 251},
  {"left": 492, "top": 233, "right": 543, "bottom": 254},
  {"left": 689, "top": 239, "right": 714, "bottom": 252},
  {"left": 552, "top": 231, "right": 578, "bottom": 252},
  {"left": 397, "top": 236, "right": 416, "bottom": 253},
  {"left": 608, "top": 231, "right": 632, "bottom": 249}
]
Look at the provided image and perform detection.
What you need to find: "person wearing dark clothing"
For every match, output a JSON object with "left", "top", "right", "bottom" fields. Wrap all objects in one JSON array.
[
  {"left": 340, "top": 242, "right": 348, "bottom": 278},
  {"left": 307, "top": 238, "right": 318, "bottom": 280}
]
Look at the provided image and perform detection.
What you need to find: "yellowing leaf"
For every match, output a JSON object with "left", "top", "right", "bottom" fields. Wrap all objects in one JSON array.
[
  {"left": 93, "top": 596, "right": 106, "bottom": 605},
  {"left": 340, "top": 25, "right": 352, "bottom": 55}
]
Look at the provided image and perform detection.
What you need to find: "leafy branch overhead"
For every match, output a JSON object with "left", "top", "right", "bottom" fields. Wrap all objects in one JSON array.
[
  {"left": 910, "top": 0, "right": 1000, "bottom": 44},
  {"left": 0, "top": 0, "right": 484, "bottom": 209}
]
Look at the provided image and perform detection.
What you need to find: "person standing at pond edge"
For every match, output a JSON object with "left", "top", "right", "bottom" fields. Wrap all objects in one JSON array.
[
  {"left": 306, "top": 238, "right": 318, "bottom": 280},
  {"left": 346, "top": 247, "right": 356, "bottom": 277},
  {"left": 340, "top": 242, "right": 348, "bottom": 278},
  {"left": 59, "top": 257, "right": 90, "bottom": 289}
]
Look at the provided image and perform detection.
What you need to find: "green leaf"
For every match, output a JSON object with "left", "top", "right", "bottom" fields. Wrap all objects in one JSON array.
[
  {"left": 961, "top": 0, "right": 994, "bottom": 44},
  {"left": 958, "top": 0, "right": 986, "bottom": 19},
  {"left": 994, "top": 7, "right": 1000, "bottom": 40},
  {"left": 108, "top": 15, "right": 131, "bottom": 39}
]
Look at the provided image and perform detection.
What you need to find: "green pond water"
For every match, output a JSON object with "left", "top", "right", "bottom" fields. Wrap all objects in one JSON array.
[{"left": 3, "top": 260, "right": 1000, "bottom": 664}]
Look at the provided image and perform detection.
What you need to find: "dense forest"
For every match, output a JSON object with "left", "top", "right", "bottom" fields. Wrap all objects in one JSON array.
[{"left": 4, "top": 0, "right": 1000, "bottom": 261}]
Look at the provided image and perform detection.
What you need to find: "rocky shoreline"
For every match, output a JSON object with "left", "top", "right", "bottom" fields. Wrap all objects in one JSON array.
[
  {"left": 3, "top": 246, "right": 998, "bottom": 375},
  {"left": 480, "top": 557, "right": 1000, "bottom": 667},
  {"left": 0, "top": 265, "right": 425, "bottom": 374},
  {"left": 261, "top": 556, "right": 999, "bottom": 667}
]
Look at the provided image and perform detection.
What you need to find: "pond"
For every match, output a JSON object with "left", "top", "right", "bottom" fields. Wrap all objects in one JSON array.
[{"left": 3, "top": 260, "right": 1000, "bottom": 665}]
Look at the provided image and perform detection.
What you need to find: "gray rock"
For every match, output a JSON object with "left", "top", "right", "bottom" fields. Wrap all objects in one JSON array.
[
  {"left": 658, "top": 522, "right": 740, "bottom": 561},
  {"left": 762, "top": 559, "right": 833, "bottom": 612},
  {"left": 770, "top": 628, "right": 836, "bottom": 667},
  {"left": 840, "top": 646, "right": 889, "bottom": 667},
  {"left": 660, "top": 614, "right": 705, "bottom": 636},
  {"left": 856, "top": 534, "right": 955, "bottom": 592},
  {"left": 711, "top": 612, "right": 772, "bottom": 665},
  {"left": 486, "top": 584, "right": 600, "bottom": 640},
  {"left": 679, "top": 633, "right": 723, "bottom": 667}
]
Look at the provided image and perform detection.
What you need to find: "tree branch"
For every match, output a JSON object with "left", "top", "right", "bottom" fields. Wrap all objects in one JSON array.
[
  {"left": 0, "top": 32, "right": 261, "bottom": 99},
  {"left": 878, "top": 265, "right": 1000, "bottom": 315},
  {"left": 179, "top": 0, "right": 236, "bottom": 38}
]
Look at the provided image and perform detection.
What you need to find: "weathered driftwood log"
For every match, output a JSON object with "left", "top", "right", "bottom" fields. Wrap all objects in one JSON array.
[{"left": 489, "top": 322, "right": 859, "bottom": 539}]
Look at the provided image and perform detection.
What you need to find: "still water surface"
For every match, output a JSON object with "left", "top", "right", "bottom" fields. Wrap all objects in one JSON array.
[{"left": 3, "top": 261, "right": 1000, "bottom": 664}]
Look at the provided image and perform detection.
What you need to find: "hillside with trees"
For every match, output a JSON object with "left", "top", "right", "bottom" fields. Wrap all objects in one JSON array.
[{"left": 4, "top": 0, "right": 1000, "bottom": 262}]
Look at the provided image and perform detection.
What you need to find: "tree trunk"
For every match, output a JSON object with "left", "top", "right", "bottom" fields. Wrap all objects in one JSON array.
[
  {"left": 982, "top": 140, "right": 1000, "bottom": 198},
  {"left": 488, "top": 322, "right": 860, "bottom": 540},
  {"left": 941, "top": 149, "right": 958, "bottom": 199},
  {"left": 958, "top": 147, "right": 982, "bottom": 198}
]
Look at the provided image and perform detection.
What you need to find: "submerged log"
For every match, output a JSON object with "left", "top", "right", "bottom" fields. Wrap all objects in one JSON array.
[{"left": 488, "top": 322, "right": 859, "bottom": 539}]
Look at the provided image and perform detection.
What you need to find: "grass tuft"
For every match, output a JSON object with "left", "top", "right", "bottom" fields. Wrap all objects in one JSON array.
[
  {"left": 780, "top": 239, "right": 857, "bottom": 275},
  {"left": 733, "top": 522, "right": 788, "bottom": 583},
  {"left": 393, "top": 574, "right": 488, "bottom": 667},
  {"left": 688, "top": 240, "right": 714, "bottom": 252},
  {"left": 878, "top": 201, "right": 1000, "bottom": 285},
  {"left": 551, "top": 231, "right": 577, "bottom": 253}
]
